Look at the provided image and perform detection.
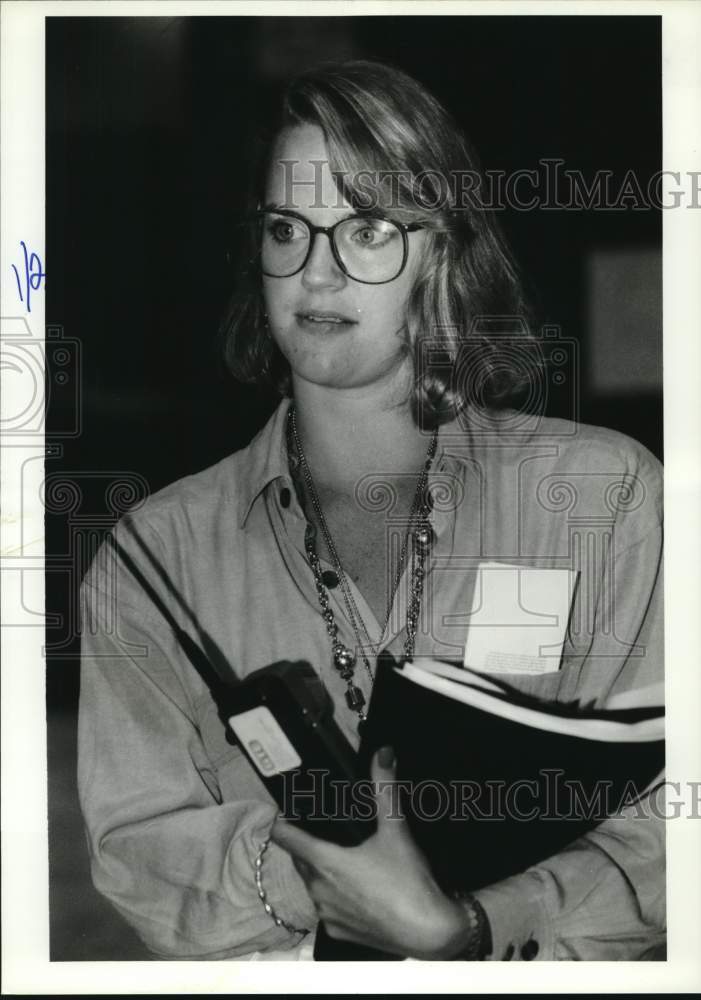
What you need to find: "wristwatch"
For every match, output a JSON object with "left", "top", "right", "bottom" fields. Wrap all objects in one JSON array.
[{"left": 449, "top": 891, "right": 493, "bottom": 960}]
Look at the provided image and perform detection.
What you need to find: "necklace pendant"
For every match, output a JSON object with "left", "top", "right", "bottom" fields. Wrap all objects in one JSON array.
[
  {"left": 414, "top": 523, "right": 434, "bottom": 553},
  {"left": 333, "top": 645, "right": 356, "bottom": 671},
  {"left": 345, "top": 684, "right": 366, "bottom": 712}
]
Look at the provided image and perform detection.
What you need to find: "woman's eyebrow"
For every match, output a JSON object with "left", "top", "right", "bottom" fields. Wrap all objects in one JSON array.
[{"left": 261, "top": 202, "right": 361, "bottom": 221}]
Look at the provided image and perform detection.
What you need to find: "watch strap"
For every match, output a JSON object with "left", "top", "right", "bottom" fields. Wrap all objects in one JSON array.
[{"left": 450, "top": 891, "right": 492, "bottom": 960}]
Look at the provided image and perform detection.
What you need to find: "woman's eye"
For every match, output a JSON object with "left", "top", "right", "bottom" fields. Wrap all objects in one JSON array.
[
  {"left": 270, "top": 221, "right": 295, "bottom": 242},
  {"left": 265, "top": 217, "right": 306, "bottom": 244},
  {"left": 356, "top": 226, "right": 377, "bottom": 244},
  {"left": 349, "top": 220, "right": 395, "bottom": 249}
]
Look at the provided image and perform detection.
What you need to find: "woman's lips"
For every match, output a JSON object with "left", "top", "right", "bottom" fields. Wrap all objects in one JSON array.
[{"left": 294, "top": 311, "right": 358, "bottom": 334}]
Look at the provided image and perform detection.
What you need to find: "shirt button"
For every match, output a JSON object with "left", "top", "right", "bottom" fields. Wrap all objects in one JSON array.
[
  {"left": 322, "top": 570, "right": 339, "bottom": 589},
  {"left": 280, "top": 487, "right": 291, "bottom": 508},
  {"left": 502, "top": 944, "right": 515, "bottom": 960},
  {"left": 521, "top": 939, "right": 539, "bottom": 961}
]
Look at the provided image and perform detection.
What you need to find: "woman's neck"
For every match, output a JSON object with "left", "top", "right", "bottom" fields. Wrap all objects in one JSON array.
[{"left": 291, "top": 379, "right": 432, "bottom": 493}]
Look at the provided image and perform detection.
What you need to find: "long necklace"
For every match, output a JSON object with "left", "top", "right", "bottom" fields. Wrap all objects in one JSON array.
[{"left": 288, "top": 405, "right": 438, "bottom": 723}]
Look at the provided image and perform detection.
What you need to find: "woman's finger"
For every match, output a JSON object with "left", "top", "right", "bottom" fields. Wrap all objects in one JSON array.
[
  {"left": 270, "top": 815, "right": 335, "bottom": 869},
  {"left": 291, "top": 855, "right": 315, "bottom": 882},
  {"left": 370, "top": 745, "right": 411, "bottom": 838},
  {"left": 324, "top": 921, "right": 352, "bottom": 942}
]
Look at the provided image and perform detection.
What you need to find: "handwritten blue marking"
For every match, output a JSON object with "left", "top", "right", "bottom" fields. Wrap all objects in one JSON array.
[{"left": 11, "top": 241, "right": 46, "bottom": 313}]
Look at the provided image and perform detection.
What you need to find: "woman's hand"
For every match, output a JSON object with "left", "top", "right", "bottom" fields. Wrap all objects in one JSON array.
[{"left": 270, "top": 746, "right": 474, "bottom": 960}]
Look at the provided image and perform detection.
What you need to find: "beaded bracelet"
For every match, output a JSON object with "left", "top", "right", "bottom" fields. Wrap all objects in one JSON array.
[{"left": 254, "top": 837, "right": 309, "bottom": 937}]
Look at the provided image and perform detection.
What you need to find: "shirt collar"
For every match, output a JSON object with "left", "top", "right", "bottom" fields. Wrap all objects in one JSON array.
[
  {"left": 236, "top": 400, "right": 523, "bottom": 528},
  {"left": 435, "top": 404, "right": 548, "bottom": 464},
  {"left": 237, "top": 398, "right": 292, "bottom": 528}
]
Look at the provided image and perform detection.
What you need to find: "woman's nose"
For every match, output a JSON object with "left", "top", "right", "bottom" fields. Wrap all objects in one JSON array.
[{"left": 301, "top": 232, "right": 346, "bottom": 290}]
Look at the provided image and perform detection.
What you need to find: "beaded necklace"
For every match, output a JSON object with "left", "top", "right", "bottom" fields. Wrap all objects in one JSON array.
[{"left": 288, "top": 405, "right": 437, "bottom": 724}]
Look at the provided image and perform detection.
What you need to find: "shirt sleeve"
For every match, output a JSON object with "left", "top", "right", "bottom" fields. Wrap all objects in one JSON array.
[
  {"left": 474, "top": 491, "right": 666, "bottom": 961},
  {"left": 474, "top": 782, "right": 666, "bottom": 961},
  {"left": 77, "top": 517, "right": 318, "bottom": 959}
]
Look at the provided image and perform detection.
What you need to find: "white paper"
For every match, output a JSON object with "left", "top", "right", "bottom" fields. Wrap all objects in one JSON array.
[{"left": 463, "top": 561, "right": 578, "bottom": 675}]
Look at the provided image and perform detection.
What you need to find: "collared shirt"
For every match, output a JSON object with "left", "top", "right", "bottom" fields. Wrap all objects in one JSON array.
[{"left": 78, "top": 399, "right": 665, "bottom": 961}]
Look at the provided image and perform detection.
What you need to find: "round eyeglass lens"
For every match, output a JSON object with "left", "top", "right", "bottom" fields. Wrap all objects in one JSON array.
[
  {"left": 335, "top": 217, "right": 404, "bottom": 283},
  {"left": 260, "top": 214, "right": 406, "bottom": 283},
  {"left": 260, "top": 215, "right": 310, "bottom": 277}
]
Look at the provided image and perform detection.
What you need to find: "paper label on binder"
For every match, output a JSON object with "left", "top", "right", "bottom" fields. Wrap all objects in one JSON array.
[
  {"left": 228, "top": 706, "right": 301, "bottom": 776},
  {"left": 463, "top": 562, "right": 578, "bottom": 675}
]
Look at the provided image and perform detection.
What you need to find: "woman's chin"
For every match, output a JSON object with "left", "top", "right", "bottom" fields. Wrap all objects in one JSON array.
[{"left": 289, "top": 358, "right": 414, "bottom": 397}]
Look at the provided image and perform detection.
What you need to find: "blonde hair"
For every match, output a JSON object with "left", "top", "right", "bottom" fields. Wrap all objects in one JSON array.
[{"left": 221, "top": 60, "right": 535, "bottom": 427}]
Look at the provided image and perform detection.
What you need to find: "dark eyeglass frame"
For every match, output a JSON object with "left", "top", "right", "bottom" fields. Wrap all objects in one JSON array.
[{"left": 254, "top": 208, "right": 424, "bottom": 285}]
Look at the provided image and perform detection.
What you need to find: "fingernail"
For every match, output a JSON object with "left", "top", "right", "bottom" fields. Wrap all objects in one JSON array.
[{"left": 378, "top": 745, "right": 395, "bottom": 768}]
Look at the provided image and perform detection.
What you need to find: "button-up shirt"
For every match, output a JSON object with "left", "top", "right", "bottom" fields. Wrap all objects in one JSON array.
[{"left": 78, "top": 400, "right": 665, "bottom": 960}]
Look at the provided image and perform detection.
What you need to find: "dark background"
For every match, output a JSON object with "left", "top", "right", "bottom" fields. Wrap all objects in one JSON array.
[{"left": 46, "top": 15, "right": 662, "bottom": 960}]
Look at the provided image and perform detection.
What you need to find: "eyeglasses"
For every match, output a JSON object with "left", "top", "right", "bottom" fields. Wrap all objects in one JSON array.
[{"left": 255, "top": 209, "right": 424, "bottom": 285}]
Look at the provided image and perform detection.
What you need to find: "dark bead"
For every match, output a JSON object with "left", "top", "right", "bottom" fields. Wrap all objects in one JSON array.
[
  {"left": 321, "top": 570, "right": 339, "bottom": 589},
  {"left": 345, "top": 685, "right": 366, "bottom": 711},
  {"left": 279, "top": 487, "right": 291, "bottom": 508},
  {"left": 502, "top": 943, "right": 515, "bottom": 961},
  {"left": 520, "top": 939, "right": 539, "bottom": 961}
]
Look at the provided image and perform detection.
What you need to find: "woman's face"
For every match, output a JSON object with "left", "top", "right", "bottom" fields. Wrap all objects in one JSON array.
[{"left": 262, "top": 124, "right": 426, "bottom": 395}]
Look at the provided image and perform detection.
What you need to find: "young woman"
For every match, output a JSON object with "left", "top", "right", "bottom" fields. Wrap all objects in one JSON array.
[{"left": 78, "top": 60, "right": 665, "bottom": 961}]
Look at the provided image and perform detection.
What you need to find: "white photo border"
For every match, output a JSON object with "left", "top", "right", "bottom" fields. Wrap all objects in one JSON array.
[{"left": 2, "top": 0, "right": 700, "bottom": 993}]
